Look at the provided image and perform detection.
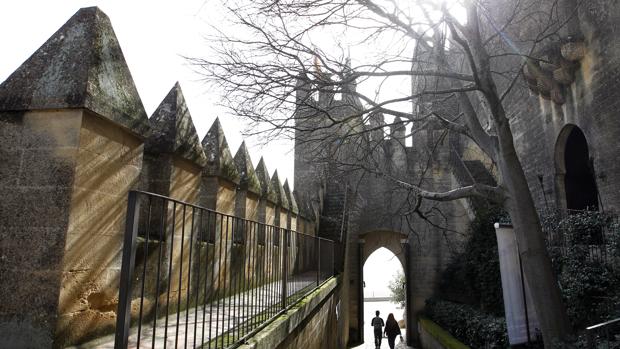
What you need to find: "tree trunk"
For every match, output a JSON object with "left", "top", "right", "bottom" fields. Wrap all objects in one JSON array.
[{"left": 497, "top": 123, "right": 574, "bottom": 347}]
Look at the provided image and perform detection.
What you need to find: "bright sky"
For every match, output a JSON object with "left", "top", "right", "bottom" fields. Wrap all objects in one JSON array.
[
  {"left": 0, "top": 1, "right": 467, "bottom": 190},
  {"left": 0, "top": 0, "right": 296, "bottom": 185},
  {"left": 363, "top": 247, "right": 403, "bottom": 299}
]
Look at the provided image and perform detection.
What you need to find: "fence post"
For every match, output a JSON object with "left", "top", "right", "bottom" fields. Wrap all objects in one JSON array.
[
  {"left": 586, "top": 330, "right": 594, "bottom": 349},
  {"left": 114, "top": 191, "right": 142, "bottom": 349},
  {"left": 281, "top": 229, "right": 289, "bottom": 309},
  {"left": 331, "top": 241, "right": 335, "bottom": 277},
  {"left": 317, "top": 238, "right": 321, "bottom": 286}
]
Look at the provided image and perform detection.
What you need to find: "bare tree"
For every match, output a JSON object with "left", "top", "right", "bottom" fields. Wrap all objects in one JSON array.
[{"left": 192, "top": 0, "right": 580, "bottom": 345}]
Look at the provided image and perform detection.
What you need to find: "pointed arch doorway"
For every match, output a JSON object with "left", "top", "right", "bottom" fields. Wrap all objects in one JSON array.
[
  {"left": 355, "top": 231, "right": 413, "bottom": 347},
  {"left": 555, "top": 125, "right": 599, "bottom": 211}
]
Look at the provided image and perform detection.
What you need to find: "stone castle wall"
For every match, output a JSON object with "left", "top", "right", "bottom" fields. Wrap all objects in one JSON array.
[
  {"left": 0, "top": 7, "right": 319, "bottom": 348},
  {"left": 291, "top": 1, "right": 620, "bottom": 343},
  {"left": 59, "top": 111, "right": 145, "bottom": 345},
  {"left": 274, "top": 284, "right": 342, "bottom": 349},
  {"left": 287, "top": 5, "right": 617, "bottom": 347},
  {"left": 292, "top": 66, "right": 473, "bottom": 346},
  {"left": 490, "top": 0, "right": 620, "bottom": 213},
  {"left": 3, "top": 1, "right": 619, "bottom": 348}
]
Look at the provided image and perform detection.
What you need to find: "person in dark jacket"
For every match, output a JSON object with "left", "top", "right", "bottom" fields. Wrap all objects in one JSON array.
[
  {"left": 371, "top": 310, "right": 384, "bottom": 348},
  {"left": 384, "top": 313, "right": 403, "bottom": 349}
]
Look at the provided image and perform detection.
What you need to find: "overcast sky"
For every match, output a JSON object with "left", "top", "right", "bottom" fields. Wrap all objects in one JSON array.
[
  {"left": 0, "top": 0, "right": 296, "bottom": 185},
  {"left": 364, "top": 247, "right": 403, "bottom": 299}
]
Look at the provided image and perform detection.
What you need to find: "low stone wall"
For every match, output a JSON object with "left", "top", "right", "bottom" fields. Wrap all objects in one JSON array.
[
  {"left": 418, "top": 317, "right": 470, "bottom": 349},
  {"left": 238, "top": 277, "right": 342, "bottom": 349}
]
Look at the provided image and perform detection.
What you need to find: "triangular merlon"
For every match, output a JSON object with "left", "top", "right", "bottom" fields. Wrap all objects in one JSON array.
[
  {"left": 234, "top": 141, "right": 262, "bottom": 194},
  {"left": 147, "top": 82, "right": 207, "bottom": 167},
  {"left": 0, "top": 7, "right": 149, "bottom": 138},
  {"left": 202, "top": 118, "right": 240, "bottom": 183}
]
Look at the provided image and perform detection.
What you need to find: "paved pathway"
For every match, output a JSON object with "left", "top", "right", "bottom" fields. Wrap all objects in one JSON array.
[
  {"left": 350, "top": 301, "right": 415, "bottom": 349},
  {"left": 72, "top": 274, "right": 317, "bottom": 348}
]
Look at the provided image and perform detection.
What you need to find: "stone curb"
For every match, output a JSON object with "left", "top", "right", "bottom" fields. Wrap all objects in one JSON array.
[{"left": 237, "top": 276, "right": 339, "bottom": 349}]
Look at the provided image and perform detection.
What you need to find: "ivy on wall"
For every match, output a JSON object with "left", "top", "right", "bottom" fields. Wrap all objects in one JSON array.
[
  {"left": 437, "top": 205, "right": 506, "bottom": 315},
  {"left": 427, "top": 207, "right": 620, "bottom": 348},
  {"left": 543, "top": 210, "right": 620, "bottom": 331},
  {"left": 425, "top": 298, "right": 508, "bottom": 348}
]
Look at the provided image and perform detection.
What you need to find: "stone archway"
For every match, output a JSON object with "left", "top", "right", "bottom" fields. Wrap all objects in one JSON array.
[
  {"left": 355, "top": 231, "right": 413, "bottom": 347},
  {"left": 555, "top": 124, "right": 599, "bottom": 211},
  {"left": 360, "top": 231, "right": 408, "bottom": 268}
]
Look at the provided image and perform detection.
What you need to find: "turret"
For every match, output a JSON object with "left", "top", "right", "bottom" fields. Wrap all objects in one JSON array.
[
  {"left": 295, "top": 71, "right": 312, "bottom": 106},
  {"left": 342, "top": 57, "right": 363, "bottom": 110},
  {"left": 390, "top": 116, "right": 406, "bottom": 142},
  {"left": 368, "top": 111, "right": 385, "bottom": 143}
]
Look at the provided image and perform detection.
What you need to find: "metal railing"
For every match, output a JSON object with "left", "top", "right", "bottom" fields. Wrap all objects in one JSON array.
[
  {"left": 586, "top": 318, "right": 620, "bottom": 349},
  {"left": 114, "top": 191, "right": 335, "bottom": 348},
  {"left": 540, "top": 208, "right": 618, "bottom": 266}
]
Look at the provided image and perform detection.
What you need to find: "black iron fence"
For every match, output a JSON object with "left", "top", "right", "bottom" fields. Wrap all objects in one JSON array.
[
  {"left": 586, "top": 317, "right": 620, "bottom": 349},
  {"left": 114, "top": 191, "right": 335, "bottom": 349},
  {"left": 540, "top": 208, "right": 618, "bottom": 266}
]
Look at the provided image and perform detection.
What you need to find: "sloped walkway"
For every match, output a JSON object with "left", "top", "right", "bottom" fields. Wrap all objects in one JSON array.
[
  {"left": 72, "top": 274, "right": 317, "bottom": 348},
  {"left": 350, "top": 333, "right": 415, "bottom": 349},
  {"left": 350, "top": 300, "right": 415, "bottom": 349},
  {"left": 350, "top": 339, "right": 415, "bottom": 349}
]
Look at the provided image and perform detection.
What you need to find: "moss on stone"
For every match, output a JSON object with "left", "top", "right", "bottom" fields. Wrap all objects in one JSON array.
[
  {"left": 419, "top": 316, "right": 470, "bottom": 349},
  {"left": 220, "top": 153, "right": 241, "bottom": 183},
  {"left": 246, "top": 172, "right": 262, "bottom": 195},
  {"left": 0, "top": 7, "right": 151, "bottom": 139},
  {"left": 237, "top": 277, "right": 338, "bottom": 349}
]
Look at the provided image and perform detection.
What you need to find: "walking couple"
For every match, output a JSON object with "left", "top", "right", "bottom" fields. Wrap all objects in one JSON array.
[{"left": 371, "top": 310, "right": 403, "bottom": 349}]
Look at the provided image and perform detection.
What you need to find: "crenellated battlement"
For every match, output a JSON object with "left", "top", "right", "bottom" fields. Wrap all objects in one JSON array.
[{"left": 0, "top": 7, "right": 319, "bottom": 347}]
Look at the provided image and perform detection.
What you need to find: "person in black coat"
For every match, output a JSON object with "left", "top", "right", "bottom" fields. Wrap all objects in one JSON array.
[
  {"left": 384, "top": 313, "right": 403, "bottom": 349},
  {"left": 370, "top": 310, "right": 384, "bottom": 348}
]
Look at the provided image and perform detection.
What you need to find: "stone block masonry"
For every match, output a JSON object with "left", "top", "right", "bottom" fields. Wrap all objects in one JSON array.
[
  {"left": 0, "top": 109, "right": 146, "bottom": 347},
  {"left": 0, "top": 6, "right": 320, "bottom": 348},
  {"left": 0, "top": 6, "right": 152, "bottom": 347},
  {"left": 9, "top": 1, "right": 615, "bottom": 348},
  {"left": 57, "top": 111, "right": 145, "bottom": 345},
  {"left": 0, "top": 109, "right": 84, "bottom": 348},
  {"left": 292, "top": 67, "right": 474, "bottom": 346},
  {"left": 291, "top": 2, "right": 620, "bottom": 347},
  {"left": 237, "top": 277, "right": 342, "bottom": 349},
  {"left": 488, "top": 0, "right": 620, "bottom": 213}
]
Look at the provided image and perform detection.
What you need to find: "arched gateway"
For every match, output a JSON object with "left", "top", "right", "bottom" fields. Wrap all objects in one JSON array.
[
  {"left": 356, "top": 231, "right": 411, "bottom": 346},
  {"left": 555, "top": 124, "right": 599, "bottom": 211}
]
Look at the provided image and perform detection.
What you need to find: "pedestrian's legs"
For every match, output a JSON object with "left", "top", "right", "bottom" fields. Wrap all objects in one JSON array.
[
  {"left": 374, "top": 329, "right": 382, "bottom": 348},
  {"left": 387, "top": 335, "right": 396, "bottom": 349}
]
